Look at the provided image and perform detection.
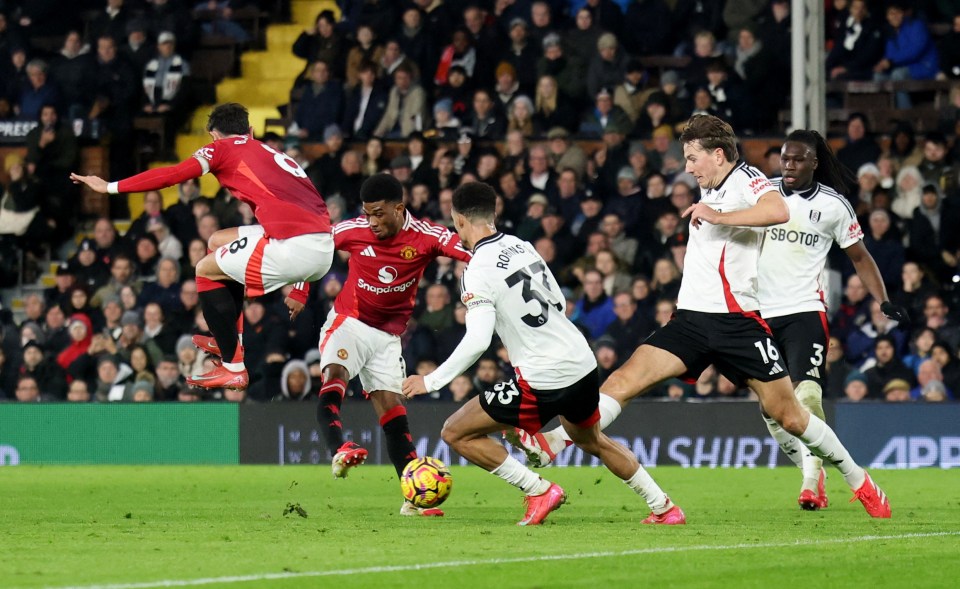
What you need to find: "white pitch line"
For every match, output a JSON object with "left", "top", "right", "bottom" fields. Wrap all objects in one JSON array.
[{"left": 36, "top": 531, "right": 960, "bottom": 589}]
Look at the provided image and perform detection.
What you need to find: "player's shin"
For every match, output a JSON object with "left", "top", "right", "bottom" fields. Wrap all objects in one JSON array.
[
  {"left": 795, "top": 381, "right": 825, "bottom": 490},
  {"left": 625, "top": 465, "right": 671, "bottom": 514},
  {"left": 196, "top": 277, "right": 243, "bottom": 370},
  {"left": 317, "top": 378, "right": 348, "bottom": 455},
  {"left": 762, "top": 413, "right": 805, "bottom": 468},
  {"left": 380, "top": 405, "right": 417, "bottom": 477},
  {"left": 797, "top": 413, "right": 866, "bottom": 490}
]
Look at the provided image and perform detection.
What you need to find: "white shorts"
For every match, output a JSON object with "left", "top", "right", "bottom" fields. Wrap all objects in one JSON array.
[
  {"left": 318, "top": 310, "right": 405, "bottom": 394},
  {"left": 215, "top": 225, "right": 334, "bottom": 297}
]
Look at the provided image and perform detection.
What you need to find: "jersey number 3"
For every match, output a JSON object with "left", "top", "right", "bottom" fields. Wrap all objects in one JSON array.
[{"left": 504, "top": 261, "right": 562, "bottom": 328}]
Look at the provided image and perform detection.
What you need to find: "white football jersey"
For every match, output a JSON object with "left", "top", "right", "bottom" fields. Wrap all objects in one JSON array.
[
  {"left": 758, "top": 179, "right": 863, "bottom": 318},
  {"left": 677, "top": 162, "right": 775, "bottom": 313},
  {"left": 459, "top": 233, "right": 597, "bottom": 389}
]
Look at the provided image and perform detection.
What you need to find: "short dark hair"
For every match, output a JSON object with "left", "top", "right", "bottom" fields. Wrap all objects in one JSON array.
[
  {"left": 206, "top": 103, "right": 249, "bottom": 136},
  {"left": 360, "top": 173, "right": 403, "bottom": 204},
  {"left": 679, "top": 114, "right": 738, "bottom": 162},
  {"left": 452, "top": 182, "right": 496, "bottom": 221}
]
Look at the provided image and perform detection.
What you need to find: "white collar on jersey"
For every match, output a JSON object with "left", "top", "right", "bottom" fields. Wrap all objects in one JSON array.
[
  {"left": 780, "top": 182, "right": 819, "bottom": 200},
  {"left": 402, "top": 210, "right": 412, "bottom": 230}
]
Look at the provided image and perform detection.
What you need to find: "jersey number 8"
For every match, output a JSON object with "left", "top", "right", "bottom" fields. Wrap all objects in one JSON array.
[{"left": 261, "top": 143, "right": 307, "bottom": 178}]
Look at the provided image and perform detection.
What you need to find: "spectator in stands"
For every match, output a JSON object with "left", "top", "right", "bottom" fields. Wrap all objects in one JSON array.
[
  {"left": 567, "top": 6, "right": 612, "bottom": 64},
  {"left": 49, "top": 31, "right": 92, "bottom": 120},
  {"left": 507, "top": 95, "right": 536, "bottom": 137},
  {"left": 148, "top": 218, "right": 182, "bottom": 261},
  {"left": 502, "top": 18, "right": 539, "bottom": 95},
  {"left": 532, "top": 74, "right": 577, "bottom": 134},
  {"left": 923, "top": 294, "right": 960, "bottom": 351},
  {"left": 133, "top": 234, "right": 161, "bottom": 280},
  {"left": 834, "top": 275, "right": 869, "bottom": 340},
  {"left": 64, "top": 286, "right": 104, "bottom": 332},
  {"left": 891, "top": 165, "right": 923, "bottom": 220},
  {"left": 142, "top": 31, "right": 191, "bottom": 157},
  {"left": 912, "top": 358, "right": 953, "bottom": 400},
  {"left": 19, "top": 339, "right": 67, "bottom": 399},
  {"left": 344, "top": 24, "right": 383, "bottom": 89},
  {"left": 138, "top": 257, "right": 182, "bottom": 313},
  {"left": 894, "top": 262, "right": 938, "bottom": 322},
  {"left": 605, "top": 290, "right": 653, "bottom": 362},
  {"left": 917, "top": 133, "right": 957, "bottom": 195},
  {"left": 16, "top": 59, "right": 59, "bottom": 121},
  {"left": 91, "top": 253, "right": 141, "bottom": 308},
  {"left": 122, "top": 20, "right": 153, "bottom": 75},
  {"left": 826, "top": 0, "right": 884, "bottom": 81},
  {"left": 863, "top": 333, "right": 916, "bottom": 397},
  {"left": 539, "top": 33, "right": 585, "bottom": 110},
  {"left": 161, "top": 178, "right": 200, "bottom": 247},
  {"left": 580, "top": 87, "right": 631, "bottom": 139},
  {"left": 848, "top": 299, "right": 909, "bottom": 368},
  {"left": 875, "top": 2, "right": 941, "bottom": 101},
  {"left": 837, "top": 112, "right": 882, "bottom": 175},
  {"left": 168, "top": 279, "right": 199, "bottom": 335},
  {"left": 418, "top": 283, "right": 454, "bottom": 334},
  {"left": 492, "top": 61, "right": 521, "bottom": 115},
  {"left": 374, "top": 63, "right": 428, "bottom": 138},
  {"left": 0, "top": 152, "right": 46, "bottom": 258},
  {"left": 117, "top": 310, "right": 163, "bottom": 367},
  {"left": 24, "top": 103, "right": 78, "bottom": 242},
  {"left": 43, "top": 305, "right": 70, "bottom": 356},
  {"left": 91, "top": 353, "right": 132, "bottom": 402},
  {"left": 195, "top": 1, "right": 251, "bottom": 45},
  {"left": 142, "top": 301, "right": 177, "bottom": 355},
  {"left": 595, "top": 249, "right": 631, "bottom": 295},
  {"left": 722, "top": 0, "right": 768, "bottom": 44},
  {"left": 859, "top": 209, "right": 905, "bottom": 291},
  {"left": 842, "top": 370, "right": 870, "bottom": 401},
  {"left": 2, "top": 46, "right": 28, "bottom": 106},
  {"left": 292, "top": 60, "right": 343, "bottom": 141},
  {"left": 56, "top": 313, "right": 93, "bottom": 374},
  {"left": 548, "top": 129, "right": 587, "bottom": 183},
  {"left": 575, "top": 268, "right": 616, "bottom": 339},
  {"left": 293, "top": 9, "right": 344, "bottom": 80},
  {"left": 68, "top": 239, "right": 107, "bottom": 294},
  {"left": 587, "top": 32, "right": 626, "bottom": 101},
  {"left": 825, "top": 335, "right": 853, "bottom": 398},
  {"left": 127, "top": 190, "right": 164, "bottom": 244},
  {"left": 397, "top": 6, "right": 437, "bottom": 88},
  {"left": 908, "top": 186, "right": 944, "bottom": 273},
  {"left": 89, "top": 0, "right": 130, "bottom": 46},
  {"left": 44, "top": 263, "right": 75, "bottom": 309},
  {"left": 704, "top": 58, "right": 747, "bottom": 131},
  {"left": 465, "top": 87, "right": 506, "bottom": 140},
  {"left": 613, "top": 60, "right": 652, "bottom": 125},
  {"left": 91, "top": 35, "right": 139, "bottom": 187},
  {"left": 462, "top": 4, "right": 502, "bottom": 85},
  {"left": 341, "top": 61, "right": 388, "bottom": 141}
]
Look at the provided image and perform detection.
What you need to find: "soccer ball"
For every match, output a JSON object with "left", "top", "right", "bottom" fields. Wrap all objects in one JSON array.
[{"left": 400, "top": 456, "right": 453, "bottom": 508}]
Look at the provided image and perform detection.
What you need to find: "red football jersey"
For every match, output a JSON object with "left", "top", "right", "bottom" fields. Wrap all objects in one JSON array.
[
  {"left": 333, "top": 212, "right": 472, "bottom": 335},
  {"left": 193, "top": 135, "right": 330, "bottom": 238}
]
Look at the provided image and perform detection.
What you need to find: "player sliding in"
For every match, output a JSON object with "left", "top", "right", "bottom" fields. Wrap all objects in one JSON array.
[
  {"left": 403, "top": 182, "right": 685, "bottom": 526},
  {"left": 316, "top": 174, "right": 471, "bottom": 517},
  {"left": 509, "top": 115, "right": 891, "bottom": 518},
  {"left": 72, "top": 103, "right": 333, "bottom": 390},
  {"left": 758, "top": 130, "right": 906, "bottom": 510}
]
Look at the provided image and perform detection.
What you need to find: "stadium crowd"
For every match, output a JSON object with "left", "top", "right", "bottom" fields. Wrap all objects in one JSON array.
[{"left": 1, "top": 0, "right": 960, "bottom": 405}]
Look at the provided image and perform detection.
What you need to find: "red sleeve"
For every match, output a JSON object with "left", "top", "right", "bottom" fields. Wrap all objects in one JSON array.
[
  {"left": 438, "top": 230, "right": 472, "bottom": 262},
  {"left": 288, "top": 282, "right": 310, "bottom": 305},
  {"left": 116, "top": 158, "right": 203, "bottom": 193}
]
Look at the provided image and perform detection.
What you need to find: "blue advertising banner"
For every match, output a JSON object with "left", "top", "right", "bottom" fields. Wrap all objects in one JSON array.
[{"left": 834, "top": 402, "right": 960, "bottom": 469}]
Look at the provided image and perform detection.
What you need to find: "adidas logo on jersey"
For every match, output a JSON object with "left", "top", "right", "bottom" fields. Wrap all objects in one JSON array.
[
  {"left": 806, "top": 367, "right": 821, "bottom": 379},
  {"left": 768, "top": 362, "right": 784, "bottom": 376},
  {"left": 360, "top": 246, "right": 376, "bottom": 257}
]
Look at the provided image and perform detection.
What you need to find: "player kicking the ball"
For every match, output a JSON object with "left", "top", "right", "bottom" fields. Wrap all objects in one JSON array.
[
  {"left": 317, "top": 174, "right": 471, "bottom": 517},
  {"left": 72, "top": 103, "right": 333, "bottom": 390},
  {"left": 510, "top": 115, "right": 891, "bottom": 518},
  {"left": 403, "top": 182, "right": 684, "bottom": 526},
  {"left": 758, "top": 130, "right": 906, "bottom": 510}
]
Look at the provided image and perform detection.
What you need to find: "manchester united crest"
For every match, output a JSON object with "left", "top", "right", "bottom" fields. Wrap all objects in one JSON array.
[
  {"left": 337, "top": 349, "right": 349, "bottom": 360},
  {"left": 400, "top": 245, "right": 418, "bottom": 260}
]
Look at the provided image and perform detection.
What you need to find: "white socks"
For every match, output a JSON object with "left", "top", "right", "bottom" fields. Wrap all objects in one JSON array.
[
  {"left": 625, "top": 465, "right": 671, "bottom": 514},
  {"left": 798, "top": 414, "right": 866, "bottom": 490},
  {"left": 557, "top": 393, "right": 623, "bottom": 443},
  {"left": 763, "top": 414, "right": 804, "bottom": 468},
  {"left": 795, "top": 381, "right": 826, "bottom": 491},
  {"left": 491, "top": 455, "right": 551, "bottom": 495},
  {"left": 223, "top": 361, "right": 246, "bottom": 371}
]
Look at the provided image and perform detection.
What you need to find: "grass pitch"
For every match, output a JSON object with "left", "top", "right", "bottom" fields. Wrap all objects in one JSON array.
[{"left": 2, "top": 465, "right": 958, "bottom": 589}]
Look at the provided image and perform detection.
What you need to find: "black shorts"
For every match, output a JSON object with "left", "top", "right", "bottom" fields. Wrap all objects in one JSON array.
[
  {"left": 765, "top": 311, "right": 830, "bottom": 387},
  {"left": 646, "top": 310, "right": 787, "bottom": 384},
  {"left": 479, "top": 370, "right": 600, "bottom": 434}
]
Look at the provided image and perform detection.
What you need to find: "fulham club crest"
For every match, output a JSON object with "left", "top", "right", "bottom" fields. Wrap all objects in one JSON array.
[{"left": 809, "top": 210, "right": 821, "bottom": 223}]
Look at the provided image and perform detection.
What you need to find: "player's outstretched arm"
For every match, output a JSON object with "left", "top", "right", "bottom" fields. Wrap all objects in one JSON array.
[
  {"left": 844, "top": 241, "right": 907, "bottom": 322},
  {"left": 402, "top": 306, "right": 497, "bottom": 398},
  {"left": 70, "top": 158, "right": 203, "bottom": 194},
  {"left": 684, "top": 191, "right": 789, "bottom": 229}
]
